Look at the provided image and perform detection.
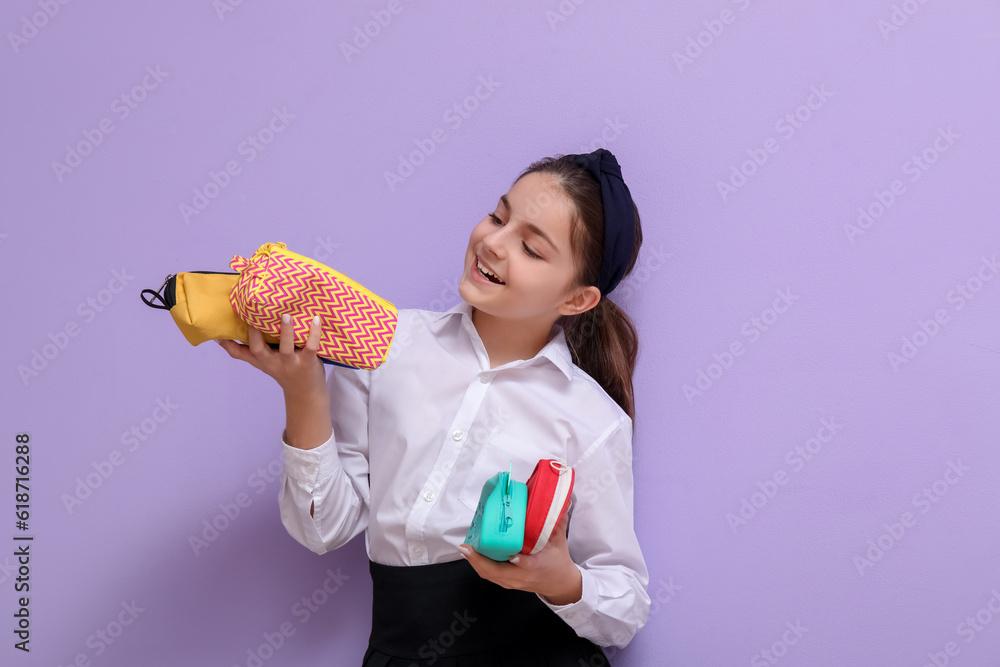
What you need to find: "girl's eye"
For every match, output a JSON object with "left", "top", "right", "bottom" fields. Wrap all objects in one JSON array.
[{"left": 488, "top": 213, "right": 541, "bottom": 259}]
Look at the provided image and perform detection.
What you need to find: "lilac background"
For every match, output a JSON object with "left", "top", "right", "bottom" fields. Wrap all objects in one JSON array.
[{"left": 2, "top": 1, "right": 999, "bottom": 665}]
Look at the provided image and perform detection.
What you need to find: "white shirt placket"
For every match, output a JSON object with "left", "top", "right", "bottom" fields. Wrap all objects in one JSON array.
[{"left": 403, "top": 372, "right": 493, "bottom": 564}]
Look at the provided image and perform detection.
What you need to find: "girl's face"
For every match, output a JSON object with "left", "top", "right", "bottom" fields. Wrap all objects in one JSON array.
[{"left": 459, "top": 171, "right": 594, "bottom": 323}]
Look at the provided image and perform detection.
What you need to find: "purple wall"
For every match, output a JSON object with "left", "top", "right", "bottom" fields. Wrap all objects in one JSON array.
[{"left": 3, "top": 1, "right": 999, "bottom": 665}]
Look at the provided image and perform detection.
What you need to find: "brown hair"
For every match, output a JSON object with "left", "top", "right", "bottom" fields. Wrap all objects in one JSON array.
[{"left": 514, "top": 154, "right": 643, "bottom": 425}]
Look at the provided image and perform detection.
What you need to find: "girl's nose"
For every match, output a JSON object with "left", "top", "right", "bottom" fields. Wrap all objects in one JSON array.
[{"left": 481, "top": 228, "right": 507, "bottom": 259}]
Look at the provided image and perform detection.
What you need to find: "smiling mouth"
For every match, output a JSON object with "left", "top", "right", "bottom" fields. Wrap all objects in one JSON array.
[{"left": 476, "top": 257, "right": 505, "bottom": 284}]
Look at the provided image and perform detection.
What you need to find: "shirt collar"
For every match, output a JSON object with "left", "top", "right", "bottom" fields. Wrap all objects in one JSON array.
[{"left": 438, "top": 300, "right": 575, "bottom": 381}]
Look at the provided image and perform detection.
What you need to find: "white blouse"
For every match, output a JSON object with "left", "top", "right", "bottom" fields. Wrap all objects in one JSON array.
[{"left": 278, "top": 299, "right": 650, "bottom": 648}]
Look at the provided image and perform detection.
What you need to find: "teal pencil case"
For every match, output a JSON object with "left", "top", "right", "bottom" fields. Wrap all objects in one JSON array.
[{"left": 465, "top": 464, "right": 528, "bottom": 561}]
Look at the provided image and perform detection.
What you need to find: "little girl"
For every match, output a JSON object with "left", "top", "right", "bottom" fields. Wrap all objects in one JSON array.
[{"left": 218, "top": 148, "right": 650, "bottom": 665}]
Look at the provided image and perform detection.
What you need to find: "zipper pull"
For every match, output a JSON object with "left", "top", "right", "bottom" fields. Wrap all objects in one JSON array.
[{"left": 140, "top": 273, "right": 176, "bottom": 310}]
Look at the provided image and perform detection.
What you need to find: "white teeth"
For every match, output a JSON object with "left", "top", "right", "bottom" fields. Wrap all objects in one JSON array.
[{"left": 477, "top": 259, "right": 503, "bottom": 284}]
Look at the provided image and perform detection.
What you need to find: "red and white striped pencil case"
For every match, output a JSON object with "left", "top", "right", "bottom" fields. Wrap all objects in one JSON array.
[{"left": 520, "top": 459, "right": 575, "bottom": 555}]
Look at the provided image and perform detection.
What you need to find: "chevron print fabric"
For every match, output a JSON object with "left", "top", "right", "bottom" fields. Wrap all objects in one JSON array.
[{"left": 228, "top": 242, "right": 397, "bottom": 370}]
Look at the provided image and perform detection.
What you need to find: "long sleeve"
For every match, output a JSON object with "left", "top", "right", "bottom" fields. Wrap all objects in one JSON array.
[
  {"left": 278, "top": 363, "right": 373, "bottom": 555},
  {"left": 537, "top": 416, "right": 651, "bottom": 649}
]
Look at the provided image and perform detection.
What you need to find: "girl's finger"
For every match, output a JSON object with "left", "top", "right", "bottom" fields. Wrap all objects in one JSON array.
[
  {"left": 546, "top": 511, "right": 571, "bottom": 547},
  {"left": 217, "top": 339, "right": 261, "bottom": 372},
  {"left": 246, "top": 322, "right": 266, "bottom": 356},
  {"left": 303, "top": 315, "right": 322, "bottom": 354},
  {"left": 460, "top": 546, "right": 510, "bottom": 583},
  {"left": 216, "top": 338, "right": 238, "bottom": 360},
  {"left": 279, "top": 313, "right": 295, "bottom": 355}
]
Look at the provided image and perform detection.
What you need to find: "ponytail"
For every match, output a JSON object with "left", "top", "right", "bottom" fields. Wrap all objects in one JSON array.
[
  {"left": 559, "top": 292, "right": 639, "bottom": 425},
  {"left": 515, "top": 154, "right": 644, "bottom": 427}
]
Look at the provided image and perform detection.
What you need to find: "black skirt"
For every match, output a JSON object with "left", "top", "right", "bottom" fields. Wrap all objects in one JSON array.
[{"left": 362, "top": 558, "right": 611, "bottom": 667}]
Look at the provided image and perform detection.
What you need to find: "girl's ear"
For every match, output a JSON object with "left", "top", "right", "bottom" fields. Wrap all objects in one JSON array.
[{"left": 559, "top": 285, "right": 601, "bottom": 317}]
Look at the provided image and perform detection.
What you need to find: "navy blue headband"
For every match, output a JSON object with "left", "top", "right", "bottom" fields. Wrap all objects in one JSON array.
[{"left": 567, "top": 148, "right": 636, "bottom": 297}]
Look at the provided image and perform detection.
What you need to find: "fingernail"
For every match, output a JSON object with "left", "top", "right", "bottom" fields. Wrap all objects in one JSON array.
[
  {"left": 457, "top": 545, "right": 471, "bottom": 557},
  {"left": 312, "top": 315, "right": 320, "bottom": 326},
  {"left": 508, "top": 556, "right": 520, "bottom": 565},
  {"left": 281, "top": 313, "right": 290, "bottom": 324}
]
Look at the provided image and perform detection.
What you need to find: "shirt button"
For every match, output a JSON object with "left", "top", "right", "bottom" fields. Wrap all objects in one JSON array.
[
  {"left": 479, "top": 373, "right": 491, "bottom": 383},
  {"left": 304, "top": 464, "right": 316, "bottom": 475},
  {"left": 452, "top": 430, "right": 464, "bottom": 441},
  {"left": 412, "top": 546, "right": 424, "bottom": 556},
  {"left": 424, "top": 491, "right": 435, "bottom": 502}
]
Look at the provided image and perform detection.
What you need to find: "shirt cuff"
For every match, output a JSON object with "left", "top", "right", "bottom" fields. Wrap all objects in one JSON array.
[
  {"left": 280, "top": 431, "right": 340, "bottom": 485},
  {"left": 536, "top": 563, "right": 605, "bottom": 643}
]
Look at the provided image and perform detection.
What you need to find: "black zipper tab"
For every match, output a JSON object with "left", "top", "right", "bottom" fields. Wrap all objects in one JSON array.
[{"left": 140, "top": 274, "right": 175, "bottom": 310}]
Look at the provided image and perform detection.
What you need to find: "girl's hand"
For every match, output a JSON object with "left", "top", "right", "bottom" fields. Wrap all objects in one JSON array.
[
  {"left": 458, "top": 509, "right": 583, "bottom": 606},
  {"left": 216, "top": 313, "right": 327, "bottom": 398}
]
